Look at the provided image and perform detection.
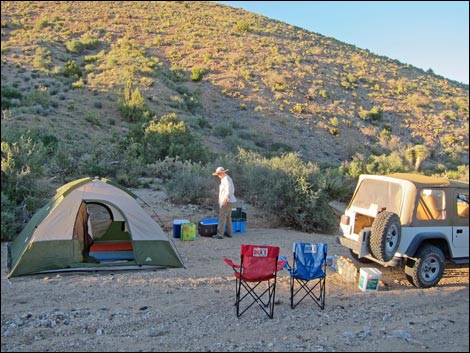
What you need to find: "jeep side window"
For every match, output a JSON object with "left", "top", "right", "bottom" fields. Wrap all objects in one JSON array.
[
  {"left": 416, "top": 189, "right": 446, "bottom": 220},
  {"left": 457, "top": 192, "right": 469, "bottom": 218}
]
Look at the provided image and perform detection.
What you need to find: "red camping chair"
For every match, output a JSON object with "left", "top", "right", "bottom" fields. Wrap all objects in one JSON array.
[{"left": 223, "top": 244, "right": 285, "bottom": 319}]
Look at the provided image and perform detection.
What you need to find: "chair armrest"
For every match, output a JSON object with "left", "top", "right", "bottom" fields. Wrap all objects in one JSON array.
[
  {"left": 223, "top": 257, "right": 240, "bottom": 268},
  {"left": 277, "top": 259, "right": 286, "bottom": 271},
  {"left": 278, "top": 256, "right": 290, "bottom": 270}
]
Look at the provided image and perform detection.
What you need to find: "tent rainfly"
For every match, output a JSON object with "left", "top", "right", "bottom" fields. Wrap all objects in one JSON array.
[{"left": 7, "top": 177, "right": 184, "bottom": 277}]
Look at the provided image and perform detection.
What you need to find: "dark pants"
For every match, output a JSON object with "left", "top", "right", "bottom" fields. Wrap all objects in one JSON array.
[{"left": 218, "top": 202, "right": 235, "bottom": 236}]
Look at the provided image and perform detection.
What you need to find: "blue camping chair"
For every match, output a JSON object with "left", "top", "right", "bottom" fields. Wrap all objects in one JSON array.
[{"left": 282, "top": 242, "right": 327, "bottom": 310}]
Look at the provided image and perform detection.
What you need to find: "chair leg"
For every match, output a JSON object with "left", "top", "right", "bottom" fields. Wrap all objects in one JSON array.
[
  {"left": 290, "top": 277, "right": 326, "bottom": 310},
  {"left": 290, "top": 276, "right": 294, "bottom": 309},
  {"left": 236, "top": 278, "right": 242, "bottom": 317},
  {"left": 236, "top": 279, "right": 277, "bottom": 319}
]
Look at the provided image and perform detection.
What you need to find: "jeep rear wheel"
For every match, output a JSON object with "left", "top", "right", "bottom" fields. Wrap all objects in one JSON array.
[
  {"left": 370, "top": 211, "right": 401, "bottom": 262},
  {"left": 405, "top": 244, "right": 445, "bottom": 288}
]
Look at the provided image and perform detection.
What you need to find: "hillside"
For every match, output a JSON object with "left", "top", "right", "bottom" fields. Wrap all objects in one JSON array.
[{"left": 1, "top": 0, "right": 468, "bottom": 169}]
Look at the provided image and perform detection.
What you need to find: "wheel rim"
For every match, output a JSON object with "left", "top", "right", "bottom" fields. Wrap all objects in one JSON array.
[
  {"left": 385, "top": 224, "right": 399, "bottom": 254},
  {"left": 420, "top": 255, "right": 441, "bottom": 282}
]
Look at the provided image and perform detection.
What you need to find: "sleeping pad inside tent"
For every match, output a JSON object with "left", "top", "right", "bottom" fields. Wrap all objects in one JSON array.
[{"left": 7, "top": 177, "right": 184, "bottom": 277}]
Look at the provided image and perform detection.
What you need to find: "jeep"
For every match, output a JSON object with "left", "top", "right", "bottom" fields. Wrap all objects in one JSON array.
[{"left": 337, "top": 173, "right": 469, "bottom": 288}]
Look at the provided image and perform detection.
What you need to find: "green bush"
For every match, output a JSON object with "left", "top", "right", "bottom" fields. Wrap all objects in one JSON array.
[
  {"left": 165, "top": 163, "right": 212, "bottom": 204},
  {"left": 63, "top": 60, "right": 82, "bottom": 78},
  {"left": 118, "top": 80, "right": 149, "bottom": 122},
  {"left": 24, "top": 89, "right": 50, "bottom": 109},
  {"left": 234, "top": 21, "right": 251, "bottom": 33},
  {"left": 358, "top": 106, "right": 382, "bottom": 121},
  {"left": 190, "top": 67, "right": 205, "bottom": 82},
  {"left": 213, "top": 124, "right": 233, "bottom": 137},
  {"left": 1, "top": 192, "right": 20, "bottom": 241},
  {"left": 1, "top": 86, "right": 23, "bottom": 108},
  {"left": 1, "top": 130, "right": 52, "bottom": 241},
  {"left": 232, "top": 149, "right": 340, "bottom": 233},
  {"left": 65, "top": 40, "right": 85, "bottom": 54},
  {"left": 143, "top": 113, "right": 212, "bottom": 163}
]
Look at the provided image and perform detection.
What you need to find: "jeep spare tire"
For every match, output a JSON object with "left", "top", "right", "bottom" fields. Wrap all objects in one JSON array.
[{"left": 370, "top": 211, "right": 401, "bottom": 262}]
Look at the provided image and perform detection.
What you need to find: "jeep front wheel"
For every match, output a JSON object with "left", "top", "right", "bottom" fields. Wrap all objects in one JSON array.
[
  {"left": 405, "top": 244, "right": 445, "bottom": 288},
  {"left": 370, "top": 211, "right": 401, "bottom": 262}
]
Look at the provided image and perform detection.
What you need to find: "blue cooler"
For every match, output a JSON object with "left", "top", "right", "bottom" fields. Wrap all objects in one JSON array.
[{"left": 173, "top": 219, "right": 190, "bottom": 238}]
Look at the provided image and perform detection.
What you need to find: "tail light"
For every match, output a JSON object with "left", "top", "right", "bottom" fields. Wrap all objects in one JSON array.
[{"left": 341, "top": 215, "right": 350, "bottom": 225}]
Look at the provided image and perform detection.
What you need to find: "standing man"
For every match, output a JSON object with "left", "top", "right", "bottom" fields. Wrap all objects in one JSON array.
[{"left": 212, "top": 167, "right": 237, "bottom": 239}]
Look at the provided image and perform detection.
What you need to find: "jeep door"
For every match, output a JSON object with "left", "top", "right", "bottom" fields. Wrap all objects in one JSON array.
[{"left": 452, "top": 188, "right": 469, "bottom": 257}]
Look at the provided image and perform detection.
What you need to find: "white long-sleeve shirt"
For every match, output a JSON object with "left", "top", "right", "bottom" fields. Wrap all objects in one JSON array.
[{"left": 219, "top": 174, "right": 237, "bottom": 208}]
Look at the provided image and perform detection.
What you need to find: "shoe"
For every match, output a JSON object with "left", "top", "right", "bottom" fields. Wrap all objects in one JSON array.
[
  {"left": 212, "top": 234, "right": 223, "bottom": 239},
  {"left": 224, "top": 233, "right": 232, "bottom": 238}
]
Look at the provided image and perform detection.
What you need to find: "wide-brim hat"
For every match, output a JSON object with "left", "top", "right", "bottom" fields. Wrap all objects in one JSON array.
[{"left": 212, "top": 166, "right": 229, "bottom": 175}]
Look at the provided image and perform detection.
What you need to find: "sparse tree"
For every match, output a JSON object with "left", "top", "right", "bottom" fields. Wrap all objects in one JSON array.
[{"left": 406, "top": 145, "right": 430, "bottom": 171}]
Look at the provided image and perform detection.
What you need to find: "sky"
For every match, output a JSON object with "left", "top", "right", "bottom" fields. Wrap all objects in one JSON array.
[{"left": 217, "top": 1, "right": 469, "bottom": 85}]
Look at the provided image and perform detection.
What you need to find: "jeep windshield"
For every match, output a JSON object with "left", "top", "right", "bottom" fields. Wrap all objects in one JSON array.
[{"left": 350, "top": 178, "right": 403, "bottom": 215}]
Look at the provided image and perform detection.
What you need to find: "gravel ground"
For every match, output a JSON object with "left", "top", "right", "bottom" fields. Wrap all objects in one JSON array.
[
  {"left": 1, "top": 226, "right": 469, "bottom": 352},
  {"left": 2, "top": 189, "right": 468, "bottom": 352}
]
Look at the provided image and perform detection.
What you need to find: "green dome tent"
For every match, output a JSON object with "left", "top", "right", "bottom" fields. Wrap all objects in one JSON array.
[{"left": 7, "top": 177, "right": 184, "bottom": 277}]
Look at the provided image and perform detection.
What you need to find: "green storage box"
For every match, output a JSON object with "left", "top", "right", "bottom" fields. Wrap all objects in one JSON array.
[{"left": 231, "top": 208, "right": 247, "bottom": 222}]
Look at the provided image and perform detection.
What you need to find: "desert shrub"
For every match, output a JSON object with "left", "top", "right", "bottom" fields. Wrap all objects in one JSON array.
[
  {"left": 71, "top": 78, "right": 85, "bottom": 89},
  {"left": 80, "top": 35, "right": 100, "bottom": 50},
  {"left": 232, "top": 149, "right": 339, "bottom": 233},
  {"left": 143, "top": 113, "right": 212, "bottom": 163},
  {"left": 342, "top": 151, "right": 408, "bottom": 177},
  {"left": 1, "top": 86, "right": 23, "bottom": 108},
  {"left": 65, "top": 40, "right": 84, "bottom": 53},
  {"left": 329, "top": 117, "right": 339, "bottom": 126},
  {"left": 314, "top": 168, "right": 354, "bottom": 202},
  {"left": 212, "top": 124, "right": 233, "bottom": 137},
  {"left": 444, "top": 165, "right": 469, "bottom": 182},
  {"left": 76, "top": 144, "right": 130, "bottom": 181},
  {"left": 195, "top": 116, "right": 211, "bottom": 129},
  {"left": 46, "top": 143, "right": 80, "bottom": 183},
  {"left": 65, "top": 35, "right": 99, "bottom": 54},
  {"left": 342, "top": 153, "right": 367, "bottom": 178},
  {"left": 264, "top": 72, "right": 286, "bottom": 92},
  {"left": 190, "top": 67, "right": 204, "bottom": 82},
  {"left": 318, "top": 89, "right": 329, "bottom": 98},
  {"left": 267, "top": 142, "right": 293, "bottom": 157},
  {"left": 32, "top": 47, "right": 52, "bottom": 70},
  {"left": 24, "top": 89, "right": 50, "bottom": 109},
  {"left": 1, "top": 131, "right": 51, "bottom": 240},
  {"left": 329, "top": 127, "right": 339, "bottom": 136},
  {"left": 290, "top": 103, "right": 305, "bottom": 114},
  {"left": 165, "top": 163, "right": 213, "bottom": 204},
  {"left": 118, "top": 80, "right": 149, "bottom": 122},
  {"left": 84, "top": 55, "right": 99, "bottom": 63},
  {"left": 1, "top": 192, "right": 21, "bottom": 241},
  {"left": 364, "top": 152, "right": 406, "bottom": 175},
  {"left": 234, "top": 21, "right": 251, "bottom": 33},
  {"left": 406, "top": 93, "right": 431, "bottom": 108},
  {"left": 63, "top": 60, "right": 82, "bottom": 78},
  {"left": 146, "top": 157, "right": 191, "bottom": 181},
  {"left": 358, "top": 106, "right": 382, "bottom": 121}
]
